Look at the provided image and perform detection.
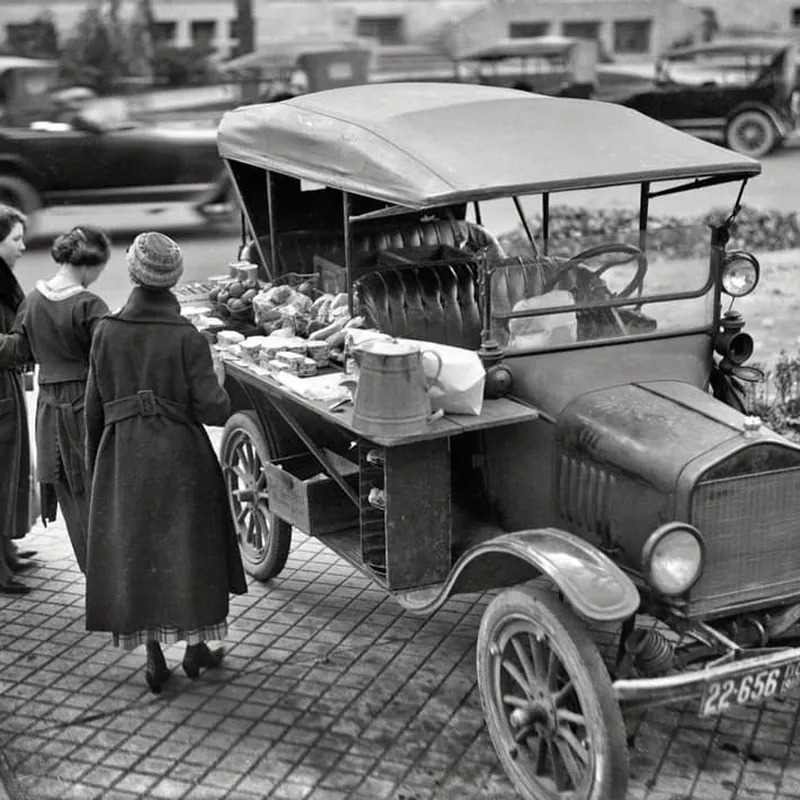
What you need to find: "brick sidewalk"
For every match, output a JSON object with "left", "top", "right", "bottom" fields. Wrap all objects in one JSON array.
[{"left": 3, "top": 512, "right": 800, "bottom": 799}]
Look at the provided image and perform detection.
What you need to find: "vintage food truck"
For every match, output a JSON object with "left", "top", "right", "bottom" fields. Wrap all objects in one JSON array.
[{"left": 176, "top": 82, "right": 800, "bottom": 799}]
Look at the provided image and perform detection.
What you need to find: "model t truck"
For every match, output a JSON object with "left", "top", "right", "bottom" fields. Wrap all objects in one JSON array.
[{"left": 205, "top": 82, "right": 800, "bottom": 799}]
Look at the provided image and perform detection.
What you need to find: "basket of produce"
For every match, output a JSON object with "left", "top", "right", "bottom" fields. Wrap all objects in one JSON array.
[{"left": 209, "top": 275, "right": 262, "bottom": 324}]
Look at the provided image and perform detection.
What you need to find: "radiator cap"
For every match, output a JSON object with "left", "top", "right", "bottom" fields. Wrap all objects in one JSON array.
[{"left": 743, "top": 415, "right": 762, "bottom": 438}]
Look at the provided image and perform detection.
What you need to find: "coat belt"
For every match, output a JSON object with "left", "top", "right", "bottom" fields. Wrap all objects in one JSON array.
[{"left": 103, "top": 390, "right": 194, "bottom": 426}]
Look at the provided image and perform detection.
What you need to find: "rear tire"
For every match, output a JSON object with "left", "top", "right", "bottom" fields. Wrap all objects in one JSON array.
[
  {"left": 725, "top": 110, "right": 779, "bottom": 158},
  {"left": 0, "top": 175, "right": 41, "bottom": 216},
  {"left": 221, "top": 410, "right": 292, "bottom": 581}
]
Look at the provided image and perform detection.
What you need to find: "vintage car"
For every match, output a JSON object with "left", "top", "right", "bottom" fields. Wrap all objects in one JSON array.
[
  {"left": 211, "top": 82, "right": 800, "bottom": 799},
  {"left": 453, "top": 35, "right": 598, "bottom": 98},
  {"left": 0, "top": 92, "right": 227, "bottom": 218},
  {"left": 617, "top": 38, "right": 800, "bottom": 157}
]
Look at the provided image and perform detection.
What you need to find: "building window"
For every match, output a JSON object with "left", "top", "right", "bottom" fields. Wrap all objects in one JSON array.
[
  {"left": 152, "top": 21, "right": 177, "bottom": 44},
  {"left": 562, "top": 21, "right": 601, "bottom": 41},
  {"left": 357, "top": 16, "right": 404, "bottom": 45},
  {"left": 508, "top": 21, "right": 550, "bottom": 38},
  {"left": 792, "top": 7, "right": 800, "bottom": 26},
  {"left": 613, "top": 19, "right": 652, "bottom": 54},
  {"left": 191, "top": 20, "right": 217, "bottom": 48}
]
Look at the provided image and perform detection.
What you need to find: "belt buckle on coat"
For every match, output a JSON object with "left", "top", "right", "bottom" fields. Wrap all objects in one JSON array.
[{"left": 137, "top": 390, "right": 157, "bottom": 417}]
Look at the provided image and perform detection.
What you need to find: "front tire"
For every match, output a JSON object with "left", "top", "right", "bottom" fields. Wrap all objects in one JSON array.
[
  {"left": 221, "top": 410, "right": 291, "bottom": 581},
  {"left": 725, "top": 110, "right": 779, "bottom": 158},
  {"left": 477, "top": 587, "right": 629, "bottom": 800}
]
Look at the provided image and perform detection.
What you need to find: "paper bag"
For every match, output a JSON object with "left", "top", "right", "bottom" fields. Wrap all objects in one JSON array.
[
  {"left": 506, "top": 291, "right": 577, "bottom": 351},
  {"left": 400, "top": 339, "right": 486, "bottom": 416}
]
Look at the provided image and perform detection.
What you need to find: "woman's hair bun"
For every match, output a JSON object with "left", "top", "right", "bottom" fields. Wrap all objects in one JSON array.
[{"left": 51, "top": 226, "right": 111, "bottom": 268}]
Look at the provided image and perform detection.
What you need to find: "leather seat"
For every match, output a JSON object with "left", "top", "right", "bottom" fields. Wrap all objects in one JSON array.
[
  {"left": 240, "top": 218, "right": 504, "bottom": 279},
  {"left": 355, "top": 261, "right": 483, "bottom": 350}
]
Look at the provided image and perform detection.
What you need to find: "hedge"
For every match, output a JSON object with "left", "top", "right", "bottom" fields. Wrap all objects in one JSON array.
[{"left": 498, "top": 205, "right": 800, "bottom": 260}]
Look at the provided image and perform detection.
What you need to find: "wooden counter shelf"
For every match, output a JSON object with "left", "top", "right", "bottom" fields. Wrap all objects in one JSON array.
[
  {"left": 222, "top": 353, "right": 540, "bottom": 591},
  {"left": 222, "top": 355, "right": 539, "bottom": 447}
]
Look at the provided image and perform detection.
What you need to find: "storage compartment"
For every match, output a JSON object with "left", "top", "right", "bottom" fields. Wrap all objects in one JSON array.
[{"left": 265, "top": 449, "right": 359, "bottom": 535}]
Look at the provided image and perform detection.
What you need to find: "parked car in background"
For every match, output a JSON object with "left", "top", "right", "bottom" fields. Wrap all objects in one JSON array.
[
  {"left": 0, "top": 94, "right": 227, "bottom": 218},
  {"left": 616, "top": 39, "right": 800, "bottom": 157},
  {"left": 453, "top": 35, "right": 598, "bottom": 98}
]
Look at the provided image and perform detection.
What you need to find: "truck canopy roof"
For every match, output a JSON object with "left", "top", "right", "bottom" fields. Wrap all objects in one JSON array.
[{"left": 217, "top": 82, "right": 761, "bottom": 209}]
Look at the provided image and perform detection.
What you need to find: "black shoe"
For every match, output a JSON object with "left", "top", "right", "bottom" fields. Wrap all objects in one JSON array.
[
  {"left": 182, "top": 643, "right": 224, "bottom": 679},
  {"left": 14, "top": 549, "right": 37, "bottom": 559},
  {"left": 0, "top": 578, "right": 31, "bottom": 595},
  {"left": 145, "top": 642, "right": 171, "bottom": 695},
  {"left": 10, "top": 559, "right": 36, "bottom": 574}
]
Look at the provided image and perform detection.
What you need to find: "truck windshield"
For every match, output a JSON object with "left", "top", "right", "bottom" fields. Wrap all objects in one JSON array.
[{"left": 488, "top": 222, "right": 714, "bottom": 352}]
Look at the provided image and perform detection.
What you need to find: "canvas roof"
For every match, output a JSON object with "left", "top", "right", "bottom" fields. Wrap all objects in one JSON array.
[{"left": 217, "top": 82, "right": 761, "bottom": 209}]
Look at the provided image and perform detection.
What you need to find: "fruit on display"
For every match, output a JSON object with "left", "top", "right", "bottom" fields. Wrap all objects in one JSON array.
[
  {"left": 210, "top": 277, "right": 268, "bottom": 323},
  {"left": 251, "top": 284, "right": 365, "bottom": 346}
]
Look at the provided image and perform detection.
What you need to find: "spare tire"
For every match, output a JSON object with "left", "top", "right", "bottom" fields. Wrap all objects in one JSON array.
[{"left": 0, "top": 175, "right": 41, "bottom": 215}]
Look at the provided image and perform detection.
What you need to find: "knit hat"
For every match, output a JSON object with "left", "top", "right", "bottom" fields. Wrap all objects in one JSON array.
[{"left": 126, "top": 231, "right": 184, "bottom": 289}]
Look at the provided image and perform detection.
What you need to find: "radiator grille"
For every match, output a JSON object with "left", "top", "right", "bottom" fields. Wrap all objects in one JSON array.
[{"left": 689, "top": 467, "right": 800, "bottom": 616}]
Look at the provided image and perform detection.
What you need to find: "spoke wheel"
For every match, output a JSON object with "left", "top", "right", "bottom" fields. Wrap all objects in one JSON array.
[
  {"left": 477, "top": 587, "right": 628, "bottom": 800},
  {"left": 221, "top": 411, "right": 291, "bottom": 581},
  {"left": 726, "top": 111, "right": 778, "bottom": 158}
]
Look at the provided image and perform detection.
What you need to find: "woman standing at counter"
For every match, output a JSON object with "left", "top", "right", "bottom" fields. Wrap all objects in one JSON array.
[
  {"left": 84, "top": 231, "right": 247, "bottom": 694},
  {"left": 0, "top": 204, "right": 34, "bottom": 594},
  {"left": 0, "top": 225, "right": 110, "bottom": 574}
]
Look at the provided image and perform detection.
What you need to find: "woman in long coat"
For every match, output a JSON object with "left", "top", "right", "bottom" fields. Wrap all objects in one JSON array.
[
  {"left": 0, "top": 204, "right": 34, "bottom": 595},
  {"left": 0, "top": 226, "right": 110, "bottom": 574},
  {"left": 84, "top": 231, "right": 247, "bottom": 693}
]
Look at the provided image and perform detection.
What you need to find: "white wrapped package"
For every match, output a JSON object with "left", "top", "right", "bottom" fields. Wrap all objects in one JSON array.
[
  {"left": 506, "top": 291, "right": 577, "bottom": 351},
  {"left": 406, "top": 340, "right": 485, "bottom": 416}
]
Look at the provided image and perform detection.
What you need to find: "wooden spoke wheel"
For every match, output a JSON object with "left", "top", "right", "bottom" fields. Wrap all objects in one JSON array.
[
  {"left": 477, "top": 587, "right": 628, "bottom": 800},
  {"left": 221, "top": 411, "right": 291, "bottom": 581}
]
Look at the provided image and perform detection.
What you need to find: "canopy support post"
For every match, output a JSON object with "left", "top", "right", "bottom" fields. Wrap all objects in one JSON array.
[
  {"left": 266, "top": 171, "right": 278, "bottom": 281},
  {"left": 638, "top": 182, "right": 650, "bottom": 250},
  {"left": 542, "top": 193, "right": 550, "bottom": 256},
  {"left": 513, "top": 196, "right": 539, "bottom": 257},
  {"left": 343, "top": 192, "right": 353, "bottom": 316}
]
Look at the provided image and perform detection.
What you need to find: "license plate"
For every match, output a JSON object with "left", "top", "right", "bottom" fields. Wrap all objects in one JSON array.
[{"left": 700, "top": 659, "right": 800, "bottom": 716}]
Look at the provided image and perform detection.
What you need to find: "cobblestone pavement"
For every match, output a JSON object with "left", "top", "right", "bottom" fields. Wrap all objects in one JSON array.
[{"left": 3, "top": 513, "right": 800, "bottom": 800}]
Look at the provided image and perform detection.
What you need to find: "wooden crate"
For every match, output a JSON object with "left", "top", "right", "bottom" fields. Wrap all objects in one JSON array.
[{"left": 265, "top": 449, "right": 359, "bottom": 535}]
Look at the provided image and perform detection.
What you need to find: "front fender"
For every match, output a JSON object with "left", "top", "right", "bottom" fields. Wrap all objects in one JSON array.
[{"left": 395, "top": 527, "right": 640, "bottom": 622}]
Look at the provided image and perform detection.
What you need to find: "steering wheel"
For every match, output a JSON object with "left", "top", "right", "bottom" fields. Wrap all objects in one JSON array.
[
  {"left": 540, "top": 243, "right": 648, "bottom": 297},
  {"left": 540, "top": 243, "right": 648, "bottom": 337}
]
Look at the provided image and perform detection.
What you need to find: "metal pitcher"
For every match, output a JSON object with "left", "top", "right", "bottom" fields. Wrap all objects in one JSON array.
[{"left": 351, "top": 338, "right": 443, "bottom": 437}]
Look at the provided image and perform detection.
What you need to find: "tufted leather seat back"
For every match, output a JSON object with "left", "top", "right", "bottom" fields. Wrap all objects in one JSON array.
[
  {"left": 355, "top": 262, "right": 483, "bottom": 350},
  {"left": 240, "top": 218, "right": 503, "bottom": 279}
]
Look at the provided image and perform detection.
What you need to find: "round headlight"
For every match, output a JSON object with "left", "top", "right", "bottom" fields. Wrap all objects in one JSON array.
[
  {"left": 642, "top": 523, "right": 704, "bottom": 596},
  {"left": 722, "top": 251, "right": 760, "bottom": 297}
]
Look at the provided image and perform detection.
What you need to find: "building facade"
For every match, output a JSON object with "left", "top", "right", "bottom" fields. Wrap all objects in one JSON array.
[
  {"left": 0, "top": 0, "right": 739, "bottom": 62},
  {"left": 697, "top": 0, "right": 800, "bottom": 35}
]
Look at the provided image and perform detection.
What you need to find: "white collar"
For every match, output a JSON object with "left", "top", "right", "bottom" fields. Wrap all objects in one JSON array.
[{"left": 36, "top": 279, "right": 85, "bottom": 302}]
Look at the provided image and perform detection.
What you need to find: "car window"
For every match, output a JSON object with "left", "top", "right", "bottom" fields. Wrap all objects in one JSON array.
[{"left": 489, "top": 222, "right": 714, "bottom": 352}]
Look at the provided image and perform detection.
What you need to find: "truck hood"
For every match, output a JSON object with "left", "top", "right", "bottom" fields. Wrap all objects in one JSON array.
[{"left": 556, "top": 379, "right": 777, "bottom": 494}]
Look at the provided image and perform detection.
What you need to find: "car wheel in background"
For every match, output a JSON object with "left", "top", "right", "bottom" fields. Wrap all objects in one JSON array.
[
  {"left": 725, "top": 110, "right": 779, "bottom": 158},
  {"left": 0, "top": 175, "right": 41, "bottom": 216}
]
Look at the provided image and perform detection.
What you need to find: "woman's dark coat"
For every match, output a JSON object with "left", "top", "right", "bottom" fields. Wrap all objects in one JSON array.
[
  {"left": 84, "top": 287, "right": 246, "bottom": 635},
  {"left": 0, "top": 278, "right": 31, "bottom": 541}
]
